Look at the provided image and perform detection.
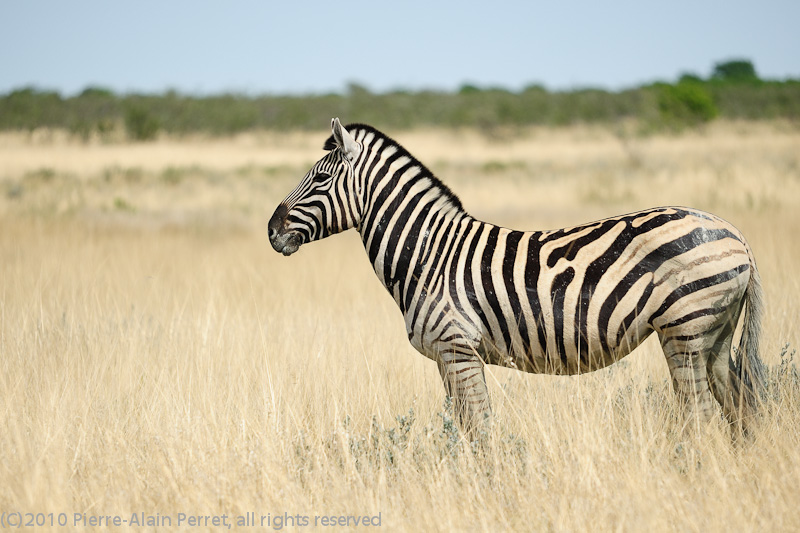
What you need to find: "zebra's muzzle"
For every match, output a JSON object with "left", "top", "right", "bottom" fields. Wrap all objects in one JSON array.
[
  {"left": 270, "top": 231, "right": 302, "bottom": 256},
  {"left": 268, "top": 204, "right": 303, "bottom": 256}
]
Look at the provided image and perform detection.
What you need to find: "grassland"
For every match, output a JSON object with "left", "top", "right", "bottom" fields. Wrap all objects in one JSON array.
[{"left": 1, "top": 121, "right": 799, "bottom": 532}]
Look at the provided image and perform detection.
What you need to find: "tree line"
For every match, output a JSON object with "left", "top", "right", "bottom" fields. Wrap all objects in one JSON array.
[{"left": 1, "top": 60, "right": 797, "bottom": 140}]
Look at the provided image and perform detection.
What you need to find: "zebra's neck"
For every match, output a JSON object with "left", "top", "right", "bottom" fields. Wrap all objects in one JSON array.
[{"left": 349, "top": 126, "right": 470, "bottom": 310}]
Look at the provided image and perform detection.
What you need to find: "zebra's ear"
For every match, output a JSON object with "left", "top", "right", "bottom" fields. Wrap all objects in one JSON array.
[{"left": 331, "top": 118, "right": 361, "bottom": 162}]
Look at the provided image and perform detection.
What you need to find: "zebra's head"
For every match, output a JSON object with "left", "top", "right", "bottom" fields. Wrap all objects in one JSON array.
[{"left": 268, "top": 118, "right": 363, "bottom": 256}]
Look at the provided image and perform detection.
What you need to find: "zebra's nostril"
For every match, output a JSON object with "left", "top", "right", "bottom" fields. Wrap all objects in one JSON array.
[{"left": 268, "top": 227, "right": 277, "bottom": 239}]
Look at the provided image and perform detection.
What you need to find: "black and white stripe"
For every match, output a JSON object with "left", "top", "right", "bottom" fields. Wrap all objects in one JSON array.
[{"left": 269, "top": 119, "right": 765, "bottom": 436}]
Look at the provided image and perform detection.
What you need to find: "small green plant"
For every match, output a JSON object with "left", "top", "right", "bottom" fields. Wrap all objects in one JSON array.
[
  {"left": 160, "top": 167, "right": 185, "bottom": 185},
  {"left": 23, "top": 168, "right": 56, "bottom": 182},
  {"left": 768, "top": 343, "right": 799, "bottom": 403},
  {"left": 437, "top": 396, "right": 462, "bottom": 459},
  {"left": 113, "top": 197, "right": 135, "bottom": 212}
]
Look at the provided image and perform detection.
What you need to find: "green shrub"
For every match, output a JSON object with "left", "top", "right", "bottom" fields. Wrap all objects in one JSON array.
[
  {"left": 712, "top": 59, "right": 759, "bottom": 82},
  {"left": 678, "top": 72, "right": 704, "bottom": 84},
  {"left": 124, "top": 105, "right": 160, "bottom": 141},
  {"left": 458, "top": 84, "right": 481, "bottom": 95},
  {"left": 657, "top": 82, "right": 718, "bottom": 127}
]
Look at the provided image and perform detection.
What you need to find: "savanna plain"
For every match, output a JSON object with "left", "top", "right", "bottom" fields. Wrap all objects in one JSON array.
[{"left": 1, "top": 121, "right": 799, "bottom": 532}]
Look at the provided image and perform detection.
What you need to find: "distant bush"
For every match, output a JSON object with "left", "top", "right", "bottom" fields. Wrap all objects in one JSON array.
[
  {"left": 79, "top": 86, "right": 115, "bottom": 98},
  {"left": 124, "top": 105, "right": 160, "bottom": 141},
  {"left": 712, "top": 59, "right": 759, "bottom": 82},
  {"left": 1, "top": 87, "right": 65, "bottom": 130},
  {"left": 709, "top": 80, "right": 800, "bottom": 120},
  {"left": 458, "top": 84, "right": 481, "bottom": 95},
  {"left": 657, "top": 82, "right": 718, "bottom": 127},
  {"left": 678, "top": 72, "right": 704, "bottom": 84}
]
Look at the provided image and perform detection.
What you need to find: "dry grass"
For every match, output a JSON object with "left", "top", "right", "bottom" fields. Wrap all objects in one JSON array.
[{"left": 1, "top": 121, "right": 799, "bottom": 532}]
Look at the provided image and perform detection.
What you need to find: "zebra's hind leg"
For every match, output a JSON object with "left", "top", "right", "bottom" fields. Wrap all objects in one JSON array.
[
  {"left": 708, "top": 315, "right": 764, "bottom": 439},
  {"left": 659, "top": 331, "right": 719, "bottom": 431},
  {"left": 706, "top": 320, "right": 738, "bottom": 425},
  {"left": 436, "top": 345, "right": 492, "bottom": 440}
]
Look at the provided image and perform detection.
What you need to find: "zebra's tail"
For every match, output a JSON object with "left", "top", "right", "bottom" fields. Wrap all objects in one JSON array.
[{"left": 734, "top": 254, "right": 767, "bottom": 433}]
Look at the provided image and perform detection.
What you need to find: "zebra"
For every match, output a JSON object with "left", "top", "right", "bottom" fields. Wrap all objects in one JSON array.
[{"left": 268, "top": 118, "right": 766, "bottom": 437}]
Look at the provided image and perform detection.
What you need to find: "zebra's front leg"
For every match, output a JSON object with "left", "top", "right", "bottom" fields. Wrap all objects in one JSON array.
[{"left": 436, "top": 347, "right": 492, "bottom": 439}]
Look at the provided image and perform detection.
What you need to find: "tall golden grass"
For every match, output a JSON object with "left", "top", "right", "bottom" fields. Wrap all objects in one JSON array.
[{"left": 1, "top": 121, "right": 799, "bottom": 531}]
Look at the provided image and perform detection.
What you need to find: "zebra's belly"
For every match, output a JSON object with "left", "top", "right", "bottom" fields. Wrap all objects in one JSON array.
[{"left": 477, "top": 317, "right": 655, "bottom": 376}]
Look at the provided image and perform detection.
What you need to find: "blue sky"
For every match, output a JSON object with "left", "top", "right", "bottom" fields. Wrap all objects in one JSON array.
[{"left": 1, "top": 1, "right": 798, "bottom": 96}]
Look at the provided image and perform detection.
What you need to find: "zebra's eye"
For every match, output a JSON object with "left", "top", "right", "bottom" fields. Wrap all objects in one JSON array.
[{"left": 313, "top": 172, "right": 332, "bottom": 183}]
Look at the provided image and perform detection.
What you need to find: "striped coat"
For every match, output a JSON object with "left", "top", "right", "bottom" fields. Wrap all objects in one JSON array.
[{"left": 269, "top": 119, "right": 765, "bottom": 437}]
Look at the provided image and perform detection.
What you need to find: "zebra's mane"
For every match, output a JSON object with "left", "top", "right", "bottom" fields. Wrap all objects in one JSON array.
[{"left": 323, "top": 123, "right": 464, "bottom": 211}]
